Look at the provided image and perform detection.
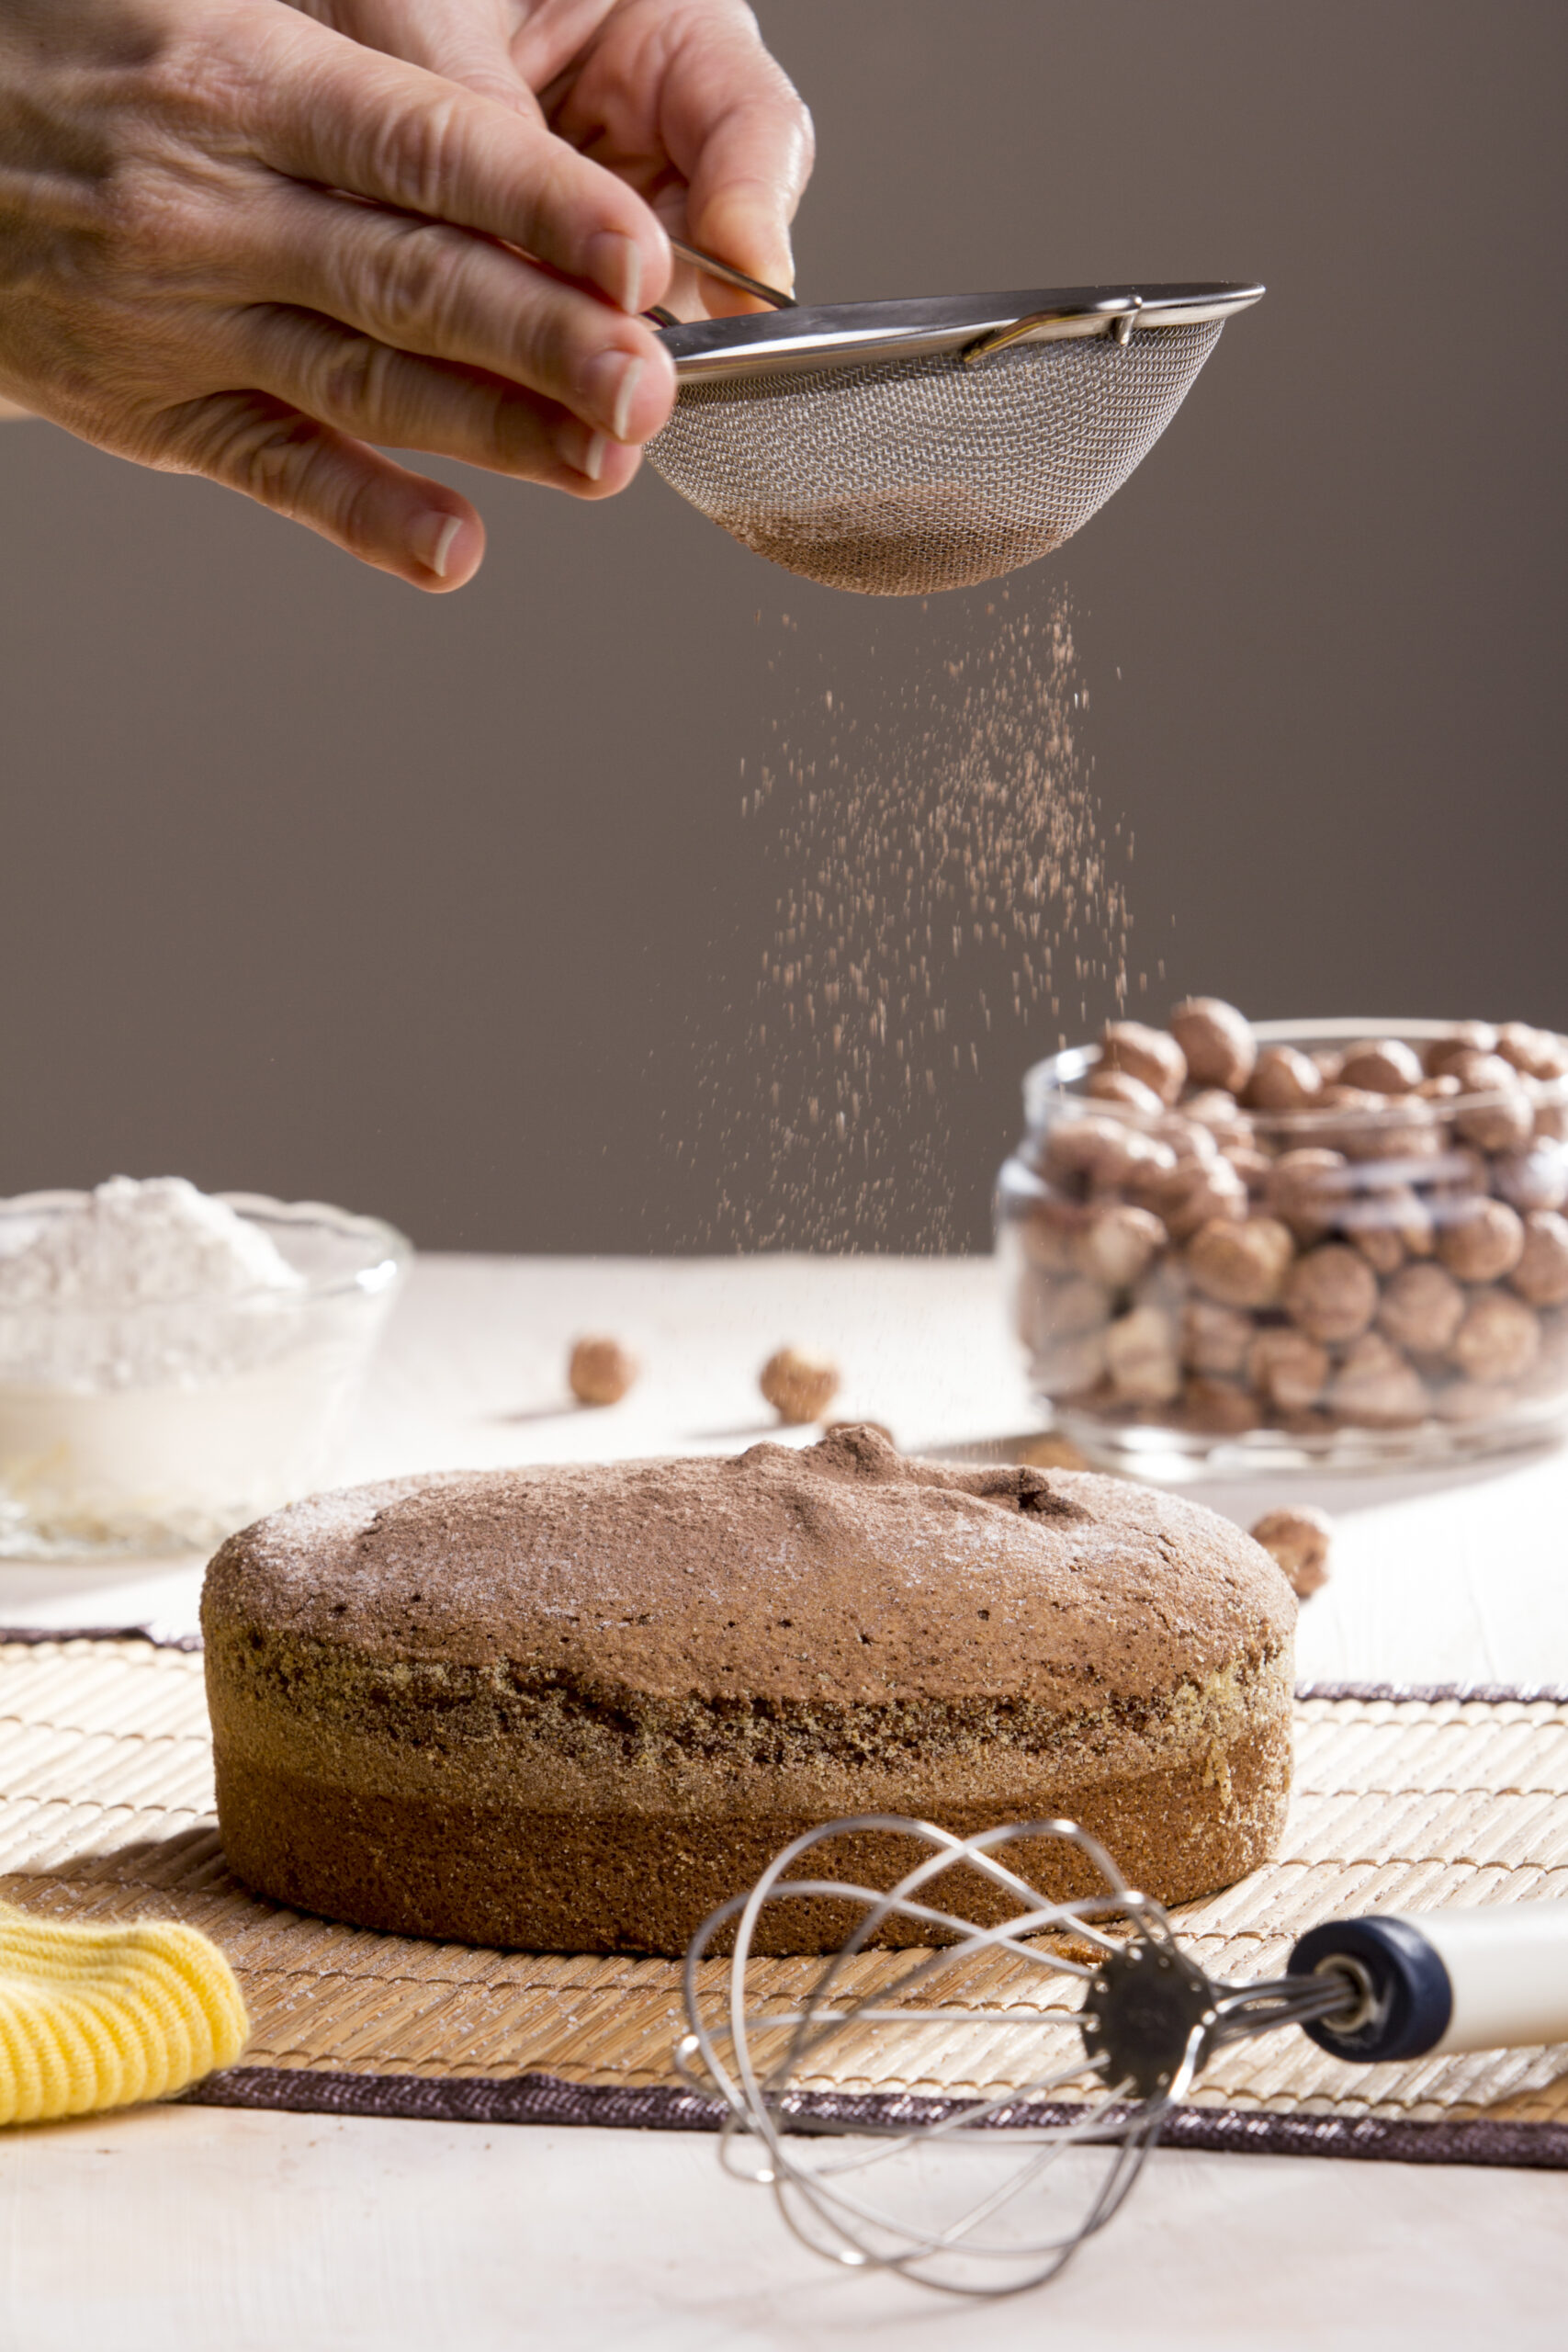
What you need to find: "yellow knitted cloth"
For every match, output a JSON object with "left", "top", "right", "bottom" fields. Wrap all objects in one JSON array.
[{"left": 0, "top": 1904, "right": 249, "bottom": 2125}]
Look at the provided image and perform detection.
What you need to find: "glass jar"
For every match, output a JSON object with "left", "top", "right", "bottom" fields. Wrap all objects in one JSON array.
[
  {"left": 0, "top": 1193, "right": 409, "bottom": 1557},
  {"left": 997, "top": 1019, "right": 1568, "bottom": 1476}
]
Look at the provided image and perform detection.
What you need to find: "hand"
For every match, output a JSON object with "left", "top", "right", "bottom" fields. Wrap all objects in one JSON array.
[
  {"left": 293, "top": 2, "right": 814, "bottom": 313},
  {"left": 0, "top": 0, "right": 684, "bottom": 587}
]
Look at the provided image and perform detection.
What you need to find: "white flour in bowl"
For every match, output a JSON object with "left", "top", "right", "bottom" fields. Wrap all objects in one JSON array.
[{"left": 0, "top": 1176, "right": 304, "bottom": 1389}]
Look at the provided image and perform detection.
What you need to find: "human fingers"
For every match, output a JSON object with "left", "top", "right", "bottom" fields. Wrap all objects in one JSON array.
[
  {"left": 147, "top": 390, "right": 488, "bottom": 591},
  {"left": 251, "top": 8, "right": 671, "bottom": 317},
  {"left": 291, "top": 1, "right": 542, "bottom": 120},
  {"left": 233, "top": 302, "right": 643, "bottom": 498},
  {"left": 239, "top": 184, "right": 675, "bottom": 446}
]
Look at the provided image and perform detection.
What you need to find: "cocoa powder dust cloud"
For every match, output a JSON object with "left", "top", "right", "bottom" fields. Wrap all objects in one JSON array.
[{"left": 671, "top": 587, "right": 1140, "bottom": 1253}]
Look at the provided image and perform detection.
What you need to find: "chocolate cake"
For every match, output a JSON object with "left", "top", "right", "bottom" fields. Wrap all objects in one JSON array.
[{"left": 202, "top": 1430, "right": 1295, "bottom": 1954}]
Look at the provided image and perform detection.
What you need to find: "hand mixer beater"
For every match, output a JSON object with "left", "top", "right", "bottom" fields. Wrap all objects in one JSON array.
[{"left": 679, "top": 1813, "right": 1568, "bottom": 2298}]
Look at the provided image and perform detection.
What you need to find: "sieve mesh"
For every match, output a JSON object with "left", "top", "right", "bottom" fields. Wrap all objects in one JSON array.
[{"left": 646, "top": 319, "right": 1225, "bottom": 596}]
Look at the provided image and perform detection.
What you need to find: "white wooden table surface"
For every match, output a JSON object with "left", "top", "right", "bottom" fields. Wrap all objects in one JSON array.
[{"left": 2, "top": 1253, "right": 1564, "bottom": 2350}]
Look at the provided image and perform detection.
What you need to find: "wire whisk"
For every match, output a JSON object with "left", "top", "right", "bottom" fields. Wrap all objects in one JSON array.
[{"left": 677, "top": 1814, "right": 1568, "bottom": 2297}]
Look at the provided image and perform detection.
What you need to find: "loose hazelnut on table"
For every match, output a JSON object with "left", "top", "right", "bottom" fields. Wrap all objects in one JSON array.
[
  {"left": 1328, "top": 1331, "right": 1428, "bottom": 1426},
  {"left": 1181, "top": 1298, "right": 1255, "bottom": 1377},
  {"left": 1244, "top": 1046, "right": 1325, "bottom": 1113},
  {"left": 1086, "top": 1067, "right": 1167, "bottom": 1115},
  {"left": 1283, "top": 1245, "right": 1380, "bottom": 1345},
  {"left": 1377, "top": 1261, "right": 1466, "bottom": 1357},
  {"left": 1249, "top": 1506, "right": 1334, "bottom": 1599},
  {"left": 1510, "top": 1211, "right": 1568, "bottom": 1308},
  {"left": 760, "top": 1347, "right": 841, "bottom": 1425},
  {"left": 1099, "top": 1020, "right": 1187, "bottom": 1105},
  {"left": 1104, "top": 1304, "right": 1182, "bottom": 1404},
  {"left": 1168, "top": 998, "right": 1256, "bottom": 1093},
  {"left": 1435, "top": 1197, "right": 1526, "bottom": 1284},
  {"left": 1247, "top": 1328, "right": 1331, "bottom": 1414},
  {"left": 1186, "top": 1216, "right": 1296, "bottom": 1310},
  {"left": 568, "top": 1336, "right": 639, "bottom": 1407},
  {"left": 1338, "top": 1038, "right": 1424, "bottom": 1095},
  {"left": 1448, "top": 1291, "right": 1540, "bottom": 1385},
  {"left": 1080, "top": 1203, "right": 1166, "bottom": 1288}
]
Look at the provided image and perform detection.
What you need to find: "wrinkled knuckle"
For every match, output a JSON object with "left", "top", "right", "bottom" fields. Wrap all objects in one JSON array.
[
  {"left": 357, "top": 226, "right": 466, "bottom": 349},
  {"left": 374, "top": 93, "right": 468, "bottom": 220}
]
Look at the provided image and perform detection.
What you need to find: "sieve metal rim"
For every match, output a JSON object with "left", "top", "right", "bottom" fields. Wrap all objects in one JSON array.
[{"left": 657, "top": 281, "right": 1263, "bottom": 386}]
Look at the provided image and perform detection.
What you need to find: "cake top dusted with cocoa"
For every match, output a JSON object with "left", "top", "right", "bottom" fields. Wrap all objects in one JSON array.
[{"left": 204, "top": 1427, "right": 1292, "bottom": 1708}]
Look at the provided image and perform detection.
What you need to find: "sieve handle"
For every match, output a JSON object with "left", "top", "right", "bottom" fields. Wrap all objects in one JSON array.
[
  {"left": 1289, "top": 1901, "right": 1568, "bottom": 2063},
  {"left": 666, "top": 238, "right": 795, "bottom": 311}
]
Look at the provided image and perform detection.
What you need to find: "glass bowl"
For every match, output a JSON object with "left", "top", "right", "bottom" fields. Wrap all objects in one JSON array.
[
  {"left": 0, "top": 1193, "right": 409, "bottom": 1557},
  {"left": 997, "top": 1018, "right": 1568, "bottom": 1476}
]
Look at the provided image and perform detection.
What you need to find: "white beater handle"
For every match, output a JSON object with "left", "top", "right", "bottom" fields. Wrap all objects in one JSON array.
[{"left": 1399, "top": 1901, "right": 1568, "bottom": 2055}]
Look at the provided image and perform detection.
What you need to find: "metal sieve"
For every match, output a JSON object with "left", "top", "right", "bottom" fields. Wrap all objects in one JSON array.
[{"left": 645, "top": 267, "right": 1263, "bottom": 596}]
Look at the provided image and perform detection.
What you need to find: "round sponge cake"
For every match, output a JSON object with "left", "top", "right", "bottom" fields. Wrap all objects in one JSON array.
[{"left": 202, "top": 1429, "right": 1295, "bottom": 1953}]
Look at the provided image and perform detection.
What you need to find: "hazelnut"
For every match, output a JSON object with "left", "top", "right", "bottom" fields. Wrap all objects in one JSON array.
[
  {"left": 1265, "top": 1148, "right": 1349, "bottom": 1243},
  {"left": 1311, "top": 1048, "right": 1346, "bottom": 1083},
  {"left": 1168, "top": 998, "right": 1256, "bottom": 1092},
  {"left": 1181, "top": 1299, "right": 1255, "bottom": 1377},
  {"left": 1181, "top": 1377, "right": 1263, "bottom": 1435},
  {"left": 1433, "top": 1378, "right": 1513, "bottom": 1424},
  {"left": 568, "top": 1336, "right": 639, "bottom": 1407},
  {"left": 1224, "top": 1145, "right": 1273, "bottom": 1191},
  {"left": 1184, "top": 1089, "right": 1254, "bottom": 1148},
  {"left": 1104, "top": 1305, "right": 1182, "bottom": 1404},
  {"left": 1041, "top": 1275, "right": 1114, "bottom": 1338},
  {"left": 1341, "top": 1182, "right": 1435, "bottom": 1274},
  {"left": 1435, "top": 1197, "right": 1526, "bottom": 1283},
  {"left": 1375, "top": 1264, "right": 1460, "bottom": 1359},
  {"left": 1149, "top": 1114, "right": 1219, "bottom": 1165},
  {"left": 1134, "top": 1155, "right": 1249, "bottom": 1242},
  {"left": 1017, "top": 1197, "right": 1089, "bottom": 1273},
  {"left": 1086, "top": 1067, "right": 1167, "bottom": 1115},
  {"left": 1510, "top": 1211, "right": 1568, "bottom": 1308},
  {"left": 1448, "top": 1053, "right": 1536, "bottom": 1154},
  {"left": 1424, "top": 1022, "right": 1497, "bottom": 1078},
  {"left": 1246, "top": 1328, "right": 1331, "bottom": 1413},
  {"left": 1338, "top": 1039, "right": 1423, "bottom": 1094},
  {"left": 1492, "top": 1146, "right": 1568, "bottom": 1216},
  {"left": 1245, "top": 1046, "right": 1324, "bottom": 1113},
  {"left": 1018, "top": 1432, "right": 1091, "bottom": 1472},
  {"left": 1100, "top": 1021, "right": 1187, "bottom": 1105},
  {"left": 1080, "top": 1203, "right": 1167, "bottom": 1289},
  {"left": 1043, "top": 1115, "right": 1178, "bottom": 1193},
  {"left": 1186, "top": 1216, "right": 1296, "bottom": 1310},
  {"left": 1448, "top": 1291, "right": 1540, "bottom": 1385},
  {"left": 760, "top": 1347, "right": 841, "bottom": 1425},
  {"left": 1283, "top": 1245, "right": 1380, "bottom": 1345},
  {"left": 1414, "top": 1073, "right": 1462, "bottom": 1102},
  {"left": 1525, "top": 1079, "right": 1568, "bottom": 1145},
  {"left": 1249, "top": 1507, "right": 1334, "bottom": 1599},
  {"left": 1496, "top": 1022, "right": 1568, "bottom": 1082},
  {"left": 1328, "top": 1331, "right": 1427, "bottom": 1427},
  {"left": 1027, "top": 1329, "right": 1109, "bottom": 1397}
]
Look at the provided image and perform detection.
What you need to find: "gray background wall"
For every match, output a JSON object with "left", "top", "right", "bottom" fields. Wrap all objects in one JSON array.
[{"left": 3, "top": 1, "right": 1563, "bottom": 1253}]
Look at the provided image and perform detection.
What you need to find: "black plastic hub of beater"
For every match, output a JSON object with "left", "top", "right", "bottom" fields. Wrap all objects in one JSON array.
[{"left": 1079, "top": 1939, "right": 1217, "bottom": 2100}]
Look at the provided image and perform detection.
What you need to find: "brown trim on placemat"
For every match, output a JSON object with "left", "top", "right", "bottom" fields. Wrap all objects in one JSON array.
[
  {"left": 181, "top": 2067, "right": 1568, "bottom": 2168},
  {"left": 0, "top": 1624, "right": 204, "bottom": 1652}
]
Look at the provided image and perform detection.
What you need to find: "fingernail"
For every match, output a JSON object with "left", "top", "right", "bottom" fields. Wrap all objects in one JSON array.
[
  {"left": 412, "top": 512, "right": 464, "bottom": 579},
  {"left": 588, "top": 232, "right": 641, "bottom": 314},
  {"left": 585, "top": 351, "right": 644, "bottom": 443},
  {"left": 558, "top": 423, "right": 609, "bottom": 482}
]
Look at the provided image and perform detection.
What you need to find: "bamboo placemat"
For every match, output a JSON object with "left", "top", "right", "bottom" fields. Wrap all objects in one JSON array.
[{"left": 1, "top": 1634, "right": 1563, "bottom": 2165}]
